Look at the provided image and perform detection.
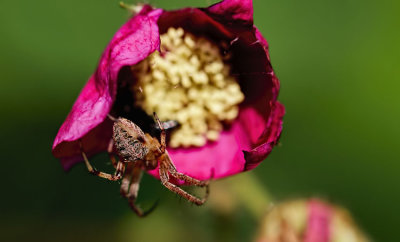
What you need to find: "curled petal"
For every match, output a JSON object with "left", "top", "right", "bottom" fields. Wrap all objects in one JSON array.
[
  {"left": 243, "top": 101, "right": 285, "bottom": 171},
  {"left": 52, "top": 6, "right": 163, "bottom": 168}
]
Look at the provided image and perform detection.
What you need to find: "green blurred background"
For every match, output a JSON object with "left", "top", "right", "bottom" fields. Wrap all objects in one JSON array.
[{"left": 1, "top": 0, "right": 399, "bottom": 241}]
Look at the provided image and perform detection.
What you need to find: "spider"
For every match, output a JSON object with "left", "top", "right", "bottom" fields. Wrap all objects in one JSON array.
[{"left": 79, "top": 113, "right": 209, "bottom": 216}]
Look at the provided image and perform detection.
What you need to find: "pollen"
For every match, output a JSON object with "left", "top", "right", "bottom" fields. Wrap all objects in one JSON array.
[{"left": 131, "top": 27, "right": 244, "bottom": 148}]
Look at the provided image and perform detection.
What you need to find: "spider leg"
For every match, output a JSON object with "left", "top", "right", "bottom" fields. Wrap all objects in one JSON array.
[
  {"left": 79, "top": 140, "right": 124, "bottom": 181},
  {"left": 120, "top": 166, "right": 132, "bottom": 198},
  {"left": 159, "top": 159, "right": 208, "bottom": 206},
  {"left": 107, "top": 114, "right": 118, "bottom": 122},
  {"left": 120, "top": 162, "right": 158, "bottom": 217},
  {"left": 126, "top": 162, "right": 144, "bottom": 215},
  {"left": 164, "top": 152, "right": 209, "bottom": 187},
  {"left": 107, "top": 139, "right": 118, "bottom": 168},
  {"left": 153, "top": 112, "right": 166, "bottom": 153}
]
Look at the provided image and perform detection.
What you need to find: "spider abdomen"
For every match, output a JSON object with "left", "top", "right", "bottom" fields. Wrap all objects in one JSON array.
[{"left": 113, "top": 118, "right": 149, "bottom": 162}]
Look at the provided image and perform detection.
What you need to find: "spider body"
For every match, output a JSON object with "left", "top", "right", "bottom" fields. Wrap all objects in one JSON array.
[
  {"left": 113, "top": 118, "right": 151, "bottom": 163},
  {"left": 80, "top": 113, "right": 209, "bottom": 217},
  {"left": 113, "top": 118, "right": 165, "bottom": 171}
]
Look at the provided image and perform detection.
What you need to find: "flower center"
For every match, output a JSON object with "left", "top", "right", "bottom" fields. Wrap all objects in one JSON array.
[{"left": 131, "top": 27, "right": 244, "bottom": 148}]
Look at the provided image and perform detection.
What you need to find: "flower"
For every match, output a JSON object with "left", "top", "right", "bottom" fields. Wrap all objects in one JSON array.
[
  {"left": 52, "top": 0, "right": 284, "bottom": 181},
  {"left": 255, "top": 198, "right": 370, "bottom": 242}
]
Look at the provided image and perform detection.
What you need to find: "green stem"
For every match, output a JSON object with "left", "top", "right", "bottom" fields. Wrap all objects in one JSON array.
[{"left": 214, "top": 172, "right": 273, "bottom": 219}]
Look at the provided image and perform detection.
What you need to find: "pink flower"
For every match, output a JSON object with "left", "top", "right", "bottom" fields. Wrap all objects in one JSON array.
[
  {"left": 304, "top": 199, "right": 332, "bottom": 242},
  {"left": 256, "top": 198, "right": 369, "bottom": 242},
  {"left": 52, "top": 0, "right": 284, "bottom": 181}
]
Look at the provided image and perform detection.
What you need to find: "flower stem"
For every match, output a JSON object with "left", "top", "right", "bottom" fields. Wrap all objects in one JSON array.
[
  {"left": 209, "top": 172, "right": 273, "bottom": 219},
  {"left": 230, "top": 172, "right": 272, "bottom": 218}
]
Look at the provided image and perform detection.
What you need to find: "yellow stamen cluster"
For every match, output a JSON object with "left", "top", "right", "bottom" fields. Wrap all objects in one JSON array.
[{"left": 131, "top": 27, "right": 244, "bottom": 148}]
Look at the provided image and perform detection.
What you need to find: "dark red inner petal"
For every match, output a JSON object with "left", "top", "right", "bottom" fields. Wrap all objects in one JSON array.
[{"left": 52, "top": 119, "right": 113, "bottom": 170}]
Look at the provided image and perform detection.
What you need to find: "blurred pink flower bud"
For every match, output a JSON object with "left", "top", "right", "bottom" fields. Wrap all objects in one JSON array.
[{"left": 256, "top": 198, "right": 370, "bottom": 242}]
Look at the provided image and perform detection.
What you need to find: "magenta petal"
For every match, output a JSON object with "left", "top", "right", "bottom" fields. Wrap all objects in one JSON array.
[
  {"left": 243, "top": 102, "right": 285, "bottom": 170},
  {"left": 148, "top": 102, "right": 284, "bottom": 180},
  {"left": 208, "top": 0, "right": 254, "bottom": 24},
  {"left": 52, "top": 75, "right": 113, "bottom": 169},
  {"left": 148, "top": 124, "right": 246, "bottom": 181},
  {"left": 304, "top": 199, "right": 333, "bottom": 242},
  {"left": 52, "top": 75, "right": 110, "bottom": 148},
  {"left": 52, "top": 7, "right": 163, "bottom": 169},
  {"left": 95, "top": 6, "right": 163, "bottom": 91}
]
